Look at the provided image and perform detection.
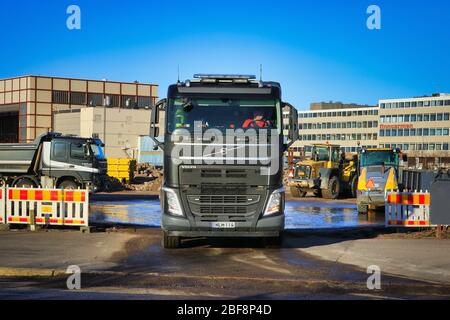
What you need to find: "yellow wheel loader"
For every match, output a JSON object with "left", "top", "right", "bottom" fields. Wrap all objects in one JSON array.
[{"left": 288, "top": 144, "right": 357, "bottom": 199}]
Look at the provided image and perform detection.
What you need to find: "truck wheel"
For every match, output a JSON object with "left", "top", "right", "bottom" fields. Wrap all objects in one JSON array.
[
  {"left": 290, "top": 187, "right": 306, "bottom": 198},
  {"left": 162, "top": 231, "right": 181, "bottom": 249},
  {"left": 357, "top": 204, "right": 368, "bottom": 214},
  {"left": 59, "top": 180, "right": 80, "bottom": 190},
  {"left": 350, "top": 175, "right": 358, "bottom": 198},
  {"left": 322, "top": 176, "right": 340, "bottom": 199},
  {"left": 13, "top": 178, "right": 37, "bottom": 188}
]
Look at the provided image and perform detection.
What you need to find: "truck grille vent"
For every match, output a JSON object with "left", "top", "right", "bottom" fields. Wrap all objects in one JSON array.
[
  {"left": 200, "top": 206, "right": 247, "bottom": 215},
  {"left": 187, "top": 195, "right": 260, "bottom": 205},
  {"left": 201, "top": 169, "right": 222, "bottom": 178}
]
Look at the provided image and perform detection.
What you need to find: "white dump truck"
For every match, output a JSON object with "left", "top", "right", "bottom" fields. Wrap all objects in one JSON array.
[{"left": 0, "top": 132, "right": 108, "bottom": 191}]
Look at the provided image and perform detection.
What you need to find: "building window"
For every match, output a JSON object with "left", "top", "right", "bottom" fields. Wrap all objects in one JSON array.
[
  {"left": 122, "top": 95, "right": 137, "bottom": 108},
  {"left": 445, "top": 100, "right": 450, "bottom": 106},
  {"left": 70, "top": 92, "right": 86, "bottom": 105},
  {"left": 411, "top": 114, "right": 416, "bottom": 122},
  {"left": 423, "top": 128, "right": 429, "bottom": 136},
  {"left": 437, "top": 113, "right": 443, "bottom": 121},
  {"left": 52, "top": 90, "right": 69, "bottom": 104},
  {"left": 411, "top": 101, "right": 417, "bottom": 107},
  {"left": 138, "top": 96, "right": 152, "bottom": 109},
  {"left": 104, "top": 94, "right": 120, "bottom": 107},
  {"left": 410, "top": 128, "right": 416, "bottom": 136},
  {"left": 417, "top": 114, "right": 423, "bottom": 121},
  {"left": 436, "top": 128, "right": 442, "bottom": 136},
  {"left": 430, "top": 114, "right": 436, "bottom": 121},
  {"left": 430, "top": 128, "right": 435, "bottom": 136},
  {"left": 404, "top": 129, "right": 409, "bottom": 136},
  {"left": 443, "top": 129, "right": 449, "bottom": 136},
  {"left": 385, "top": 129, "right": 391, "bottom": 137},
  {"left": 87, "top": 93, "right": 103, "bottom": 107},
  {"left": 444, "top": 143, "right": 449, "bottom": 151},
  {"left": 418, "top": 101, "right": 424, "bottom": 107},
  {"left": 398, "top": 129, "right": 403, "bottom": 136},
  {"left": 424, "top": 101, "right": 430, "bottom": 107},
  {"left": 391, "top": 129, "right": 397, "bottom": 136}
]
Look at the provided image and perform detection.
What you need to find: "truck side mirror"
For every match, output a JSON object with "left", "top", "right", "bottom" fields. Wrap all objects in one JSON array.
[
  {"left": 150, "top": 99, "right": 166, "bottom": 138},
  {"left": 283, "top": 102, "right": 299, "bottom": 149}
]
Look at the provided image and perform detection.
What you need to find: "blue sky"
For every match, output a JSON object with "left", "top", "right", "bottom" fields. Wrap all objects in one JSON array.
[{"left": 0, "top": 0, "right": 448, "bottom": 109}]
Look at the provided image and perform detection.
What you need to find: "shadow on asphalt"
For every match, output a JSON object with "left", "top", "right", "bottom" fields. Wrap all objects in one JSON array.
[{"left": 175, "top": 227, "right": 392, "bottom": 250}]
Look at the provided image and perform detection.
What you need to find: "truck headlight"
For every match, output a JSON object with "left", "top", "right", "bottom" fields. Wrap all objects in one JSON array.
[
  {"left": 264, "top": 188, "right": 284, "bottom": 216},
  {"left": 163, "top": 187, "right": 184, "bottom": 217}
]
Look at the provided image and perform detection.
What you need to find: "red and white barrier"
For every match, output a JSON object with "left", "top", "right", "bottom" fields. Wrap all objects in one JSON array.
[
  {"left": 385, "top": 191, "right": 434, "bottom": 227},
  {"left": 6, "top": 187, "right": 89, "bottom": 227}
]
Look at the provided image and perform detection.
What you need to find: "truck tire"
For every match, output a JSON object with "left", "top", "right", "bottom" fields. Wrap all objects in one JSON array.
[
  {"left": 350, "top": 175, "right": 358, "bottom": 198},
  {"left": 13, "top": 177, "right": 37, "bottom": 188},
  {"left": 290, "top": 187, "right": 306, "bottom": 198},
  {"left": 59, "top": 179, "right": 80, "bottom": 190},
  {"left": 322, "top": 176, "right": 340, "bottom": 199},
  {"left": 162, "top": 231, "right": 181, "bottom": 249},
  {"left": 357, "top": 204, "right": 368, "bottom": 214}
]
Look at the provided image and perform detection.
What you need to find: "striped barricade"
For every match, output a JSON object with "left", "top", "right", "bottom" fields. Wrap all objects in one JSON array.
[
  {"left": 0, "top": 187, "right": 5, "bottom": 224},
  {"left": 385, "top": 191, "right": 434, "bottom": 227},
  {"left": 6, "top": 187, "right": 89, "bottom": 227}
]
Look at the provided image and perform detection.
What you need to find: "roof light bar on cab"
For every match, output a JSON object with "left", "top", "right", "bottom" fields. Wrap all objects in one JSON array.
[{"left": 193, "top": 74, "right": 257, "bottom": 80}]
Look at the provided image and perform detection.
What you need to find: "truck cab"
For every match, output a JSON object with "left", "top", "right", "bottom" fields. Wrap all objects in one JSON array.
[{"left": 150, "top": 74, "right": 298, "bottom": 248}]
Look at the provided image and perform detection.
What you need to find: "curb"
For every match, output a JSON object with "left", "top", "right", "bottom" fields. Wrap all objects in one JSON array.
[{"left": 0, "top": 267, "right": 67, "bottom": 277}]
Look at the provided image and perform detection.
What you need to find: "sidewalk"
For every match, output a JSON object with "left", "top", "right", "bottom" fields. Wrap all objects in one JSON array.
[{"left": 298, "top": 237, "right": 450, "bottom": 284}]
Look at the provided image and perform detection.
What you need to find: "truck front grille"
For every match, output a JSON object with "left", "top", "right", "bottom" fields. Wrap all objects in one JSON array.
[{"left": 187, "top": 194, "right": 261, "bottom": 221}]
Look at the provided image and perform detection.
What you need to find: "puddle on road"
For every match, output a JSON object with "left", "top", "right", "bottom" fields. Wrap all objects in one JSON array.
[{"left": 90, "top": 199, "right": 384, "bottom": 229}]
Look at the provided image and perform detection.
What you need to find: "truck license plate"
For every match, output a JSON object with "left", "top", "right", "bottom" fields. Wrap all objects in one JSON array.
[{"left": 211, "top": 222, "right": 236, "bottom": 229}]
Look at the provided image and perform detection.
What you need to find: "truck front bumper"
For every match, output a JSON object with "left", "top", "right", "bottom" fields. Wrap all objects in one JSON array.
[
  {"left": 162, "top": 213, "right": 285, "bottom": 238},
  {"left": 357, "top": 190, "right": 385, "bottom": 208}
]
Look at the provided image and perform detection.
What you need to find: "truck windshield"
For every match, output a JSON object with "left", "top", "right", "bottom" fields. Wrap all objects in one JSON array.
[
  {"left": 167, "top": 98, "right": 280, "bottom": 133},
  {"left": 360, "top": 150, "right": 398, "bottom": 167},
  {"left": 90, "top": 143, "right": 106, "bottom": 160}
]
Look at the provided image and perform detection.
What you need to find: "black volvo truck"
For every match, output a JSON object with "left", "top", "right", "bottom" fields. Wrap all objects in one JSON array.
[{"left": 150, "top": 74, "right": 298, "bottom": 248}]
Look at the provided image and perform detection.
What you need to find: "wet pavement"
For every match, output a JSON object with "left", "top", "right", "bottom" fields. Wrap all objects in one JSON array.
[
  {"left": 89, "top": 199, "right": 385, "bottom": 229},
  {"left": 1, "top": 228, "right": 450, "bottom": 299}
]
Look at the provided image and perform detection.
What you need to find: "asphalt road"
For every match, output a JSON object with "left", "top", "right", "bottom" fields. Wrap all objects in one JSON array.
[{"left": 1, "top": 228, "right": 450, "bottom": 300}]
